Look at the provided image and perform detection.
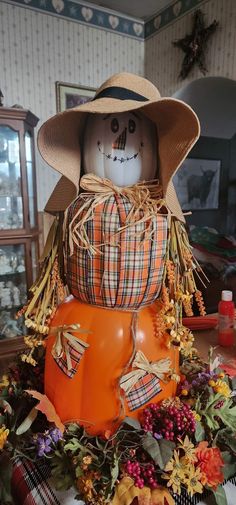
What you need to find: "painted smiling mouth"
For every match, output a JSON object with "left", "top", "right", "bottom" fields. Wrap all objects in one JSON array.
[{"left": 97, "top": 141, "right": 143, "bottom": 163}]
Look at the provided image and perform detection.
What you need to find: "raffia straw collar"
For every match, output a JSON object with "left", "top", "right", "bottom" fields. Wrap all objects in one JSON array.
[{"left": 67, "top": 173, "right": 167, "bottom": 256}]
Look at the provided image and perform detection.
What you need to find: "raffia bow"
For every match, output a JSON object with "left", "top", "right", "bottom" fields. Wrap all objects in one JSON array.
[
  {"left": 120, "top": 350, "right": 171, "bottom": 395},
  {"left": 68, "top": 174, "right": 166, "bottom": 256},
  {"left": 51, "top": 324, "right": 89, "bottom": 371}
]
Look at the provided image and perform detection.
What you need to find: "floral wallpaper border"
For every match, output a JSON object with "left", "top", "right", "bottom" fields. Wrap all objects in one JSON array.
[{"left": 2, "top": 0, "right": 205, "bottom": 40}]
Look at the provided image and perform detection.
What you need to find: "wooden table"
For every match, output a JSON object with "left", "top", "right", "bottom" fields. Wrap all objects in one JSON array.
[{"left": 194, "top": 326, "right": 236, "bottom": 363}]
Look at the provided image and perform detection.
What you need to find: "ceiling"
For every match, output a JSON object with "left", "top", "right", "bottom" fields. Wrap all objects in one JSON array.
[{"left": 84, "top": 0, "right": 171, "bottom": 20}]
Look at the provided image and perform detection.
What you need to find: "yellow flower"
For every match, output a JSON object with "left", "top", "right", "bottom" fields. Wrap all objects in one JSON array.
[
  {"left": 208, "top": 379, "right": 216, "bottom": 387},
  {"left": 77, "top": 474, "right": 94, "bottom": 501},
  {"left": 183, "top": 465, "right": 203, "bottom": 496},
  {"left": 165, "top": 470, "right": 182, "bottom": 495},
  {"left": 83, "top": 455, "right": 92, "bottom": 465},
  {"left": 177, "top": 436, "right": 197, "bottom": 464},
  {"left": 165, "top": 450, "right": 185, "bottom": 474},
  {"left": 24, "top": 335, "right": 43, "bottom": 349},
  {"left": 214, "top": 380, "right": 231, "bottom": 398},
  {"left": 21, "top": 353, "right": 37, "bottom": 367},
  {"left": 181, "top": 389, "right": 189, "bottom": 396},
  {"left": 0, "top": 375, "right": 9, "bottom": 388},
  {"left": 171, "top": 373, "right": 181, "bottom": 383},
  {"left": 0, "top": 425, "right": 9, "bottom": 450}
]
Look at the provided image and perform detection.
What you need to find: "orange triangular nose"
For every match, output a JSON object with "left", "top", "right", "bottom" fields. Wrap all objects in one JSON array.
[{"left": 112, "top": 128, "right": 127, "bottom": 150}]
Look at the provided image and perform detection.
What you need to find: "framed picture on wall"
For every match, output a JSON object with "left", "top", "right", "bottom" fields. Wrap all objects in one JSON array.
[
  {"left": 55, "top": 82, "right": 96, "bottom": 112},
  {"left": 173, "top": 157, "right": 221, "bottom": 211}
]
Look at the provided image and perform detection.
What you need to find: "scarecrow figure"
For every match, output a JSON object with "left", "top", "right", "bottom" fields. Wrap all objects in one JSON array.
[{"left": 24, "top": 73, "right": 202, "bottom": 435}]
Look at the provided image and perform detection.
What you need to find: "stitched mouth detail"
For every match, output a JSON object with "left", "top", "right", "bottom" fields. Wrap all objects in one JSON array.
[{"left": 97, "top": 141, "right": 143, "bottom": 163}]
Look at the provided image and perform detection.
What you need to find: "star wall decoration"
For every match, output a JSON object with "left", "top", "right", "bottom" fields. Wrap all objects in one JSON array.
[{"left": 173, "top": 9, "right": 219, "bottom": 79}]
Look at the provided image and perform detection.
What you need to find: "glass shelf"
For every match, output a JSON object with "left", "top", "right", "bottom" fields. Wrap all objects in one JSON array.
[
  {"left": 0, "top": 125, "right": 24, "bottom": 230},
  {"left": 0, "top": 108, "right": 39, "bottom": 353},
  {"left": 25, "top": 132, "right": 36, "bottom": 228},
  {"left": 0, "top": 244, "right": 27, "bottom": 339}
]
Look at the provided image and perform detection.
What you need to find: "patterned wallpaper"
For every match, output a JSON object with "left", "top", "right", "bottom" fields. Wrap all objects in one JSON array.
[
  {"left": 0, "top": 2, "right": 144, "bottom": 209},
  {"left": 145, "top": 0, "right": 236, "bottom": 96},
  {"left": 1, "top": 0, "right": 235, "bottom": 209}
]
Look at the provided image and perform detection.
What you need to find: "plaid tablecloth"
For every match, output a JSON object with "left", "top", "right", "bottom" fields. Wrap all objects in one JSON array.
[
  {"left": 12, "top": 458, "right": 82, "bottom": 505},
  {"left": 12, "top": 457, "right": 236, "bottom": 505}
]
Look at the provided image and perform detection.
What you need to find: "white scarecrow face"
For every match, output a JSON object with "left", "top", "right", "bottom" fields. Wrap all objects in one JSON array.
[{"left": 83, "top": 112, "right": 157, "bottom": 186}]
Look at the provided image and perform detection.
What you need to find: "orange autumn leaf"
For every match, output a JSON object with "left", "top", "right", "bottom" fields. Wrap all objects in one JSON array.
[
  {"left": 25, "top": 390, "right": 65, "bottom": 434},
  {"left": 111, "top": 477, "right": 174, "bottom": 505},
  {"left": 104, "top": 430, "right": 112, "bottom": 439}
]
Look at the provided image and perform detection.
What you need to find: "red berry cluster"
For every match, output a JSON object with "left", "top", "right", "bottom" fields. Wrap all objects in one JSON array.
[
  {"left": 141, "top": 401, "right": 196, "bottom": 441},
  {"left": 124, "top": 460, "right": 158, "bottom": 489}
]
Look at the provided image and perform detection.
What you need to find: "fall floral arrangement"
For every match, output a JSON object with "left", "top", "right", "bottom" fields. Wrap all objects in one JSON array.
[
  {"left": 0, "top": 217, "right": 235, "bottom": 505},
  {"left": 1, "top": 342, "right": 236, "bottom": 505}
]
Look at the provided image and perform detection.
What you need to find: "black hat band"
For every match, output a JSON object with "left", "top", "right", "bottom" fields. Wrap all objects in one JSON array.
[{"left": 93, "top": 86, "right": 149, "bottom": 102}]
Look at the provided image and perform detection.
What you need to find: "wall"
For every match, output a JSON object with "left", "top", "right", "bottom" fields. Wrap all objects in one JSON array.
[
  {"left": 145, "top": 0, "right": 236, "bottom": 96},
  {"left": 0, "top": 1, "right": 144, "bottom": 209},
  {"left": 1, "top": 0, "right": 236, "bottom": 210}
]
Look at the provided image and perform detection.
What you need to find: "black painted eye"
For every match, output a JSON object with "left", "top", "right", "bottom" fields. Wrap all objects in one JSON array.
[
  {"left": 111, "top": 118, "right": 119, "bottom": 133},
  {"left": 128, "top": 119, "right": 136, "bottom": 134}
]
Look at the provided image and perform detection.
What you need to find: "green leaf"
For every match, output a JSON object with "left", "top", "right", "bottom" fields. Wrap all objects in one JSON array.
[
  {"left": 212, "top": 485, "right": 227, "bottom": 505},
  {"left": 231, "top": 377, "right": 236, "bottom": 390},
  {"left": 142, "top": 433, "right": 174, "bottom": 470},
  {"left": 215, "top": 427, "right": 236, "bottom": 454},
  {"left": 195, "top": 421, "right": 205, "bottom": 442},
  {"left": 0, "top": 453, "right": 13, "bottom": 504},
  {"left": 75, "top": 466, "right": 83, "bottom": 478},
  {"left": 110, "top": 452, "right": 119, "bottom": 491},
  {"left": 95, "top": 437, "right": 105, "bottom": 451},
  {"left": 51, "top": 455, "right": 74, "bottom": 491},
  {"left": 64, "top": 438, "right": 82, "bottom": 453},
  {"left": 0, "top": 399, "right": 12, "bottom": 415},
  {"left": 64, "top": 437, "right": 98, "bottom": 460},
  {"left": 220, "top": 451, "right": 236, "bottom": 480},
  {"left": 221, "top": 450, "right": 233, "bottom": 464},
  {"left": 16, "top": 407, "right": 38, "bottom": 435},
  {"left": 123, "top": 417, "right": 141, "bottom": 430},
  {"left": 196, "top": 393, "right": 236, "bottom": 432},
  {"left": 223, "top": 462, "right": 236, "bottom": 480},
  {"left": 67, "top": 423, "right": 80, "bottom": 434}
]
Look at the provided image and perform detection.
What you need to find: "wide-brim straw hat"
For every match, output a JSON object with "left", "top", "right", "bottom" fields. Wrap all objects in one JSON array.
[{"left": 38, "top": 72, "right": 200, "bottom": 220}]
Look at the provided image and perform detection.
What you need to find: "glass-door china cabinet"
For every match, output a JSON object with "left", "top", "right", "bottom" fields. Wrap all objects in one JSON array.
[{"left": 0, "top": 107, "right": 39, "bottom": 369}]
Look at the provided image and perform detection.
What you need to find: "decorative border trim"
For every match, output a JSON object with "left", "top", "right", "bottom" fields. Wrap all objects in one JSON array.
[
  {"left": 2, "top": 0, "right": 144, "bottom": 39},
  {"left": 145, "top": 0, "right": 205, "bottom": 38},
  {"left": 2, "top": 0, "right": 205, "bottom": 40}
]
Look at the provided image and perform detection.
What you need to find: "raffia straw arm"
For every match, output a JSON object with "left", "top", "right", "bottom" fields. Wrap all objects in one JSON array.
[{"left": 24, "top": 241, "right": 58, "bottom": 318}]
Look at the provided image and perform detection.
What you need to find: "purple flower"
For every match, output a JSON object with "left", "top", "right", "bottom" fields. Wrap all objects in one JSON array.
[
  {"left": 154, "top": 432, "right": 163, "bottom": 440},
  {"left": 37, "top": 436, "right": 52, "bottom": 457},
  {"left": 50, "top": 428, "right": 62, "bottom": 443}
]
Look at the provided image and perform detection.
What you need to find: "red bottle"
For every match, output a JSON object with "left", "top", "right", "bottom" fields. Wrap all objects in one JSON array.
[{"left": 218, "top": 290, "right": 235, "bottom": 347}]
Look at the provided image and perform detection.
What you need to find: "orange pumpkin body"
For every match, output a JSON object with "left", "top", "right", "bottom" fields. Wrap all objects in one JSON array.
[{"left": 45, "top": 297, "right": 179, "bottom": 435}]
